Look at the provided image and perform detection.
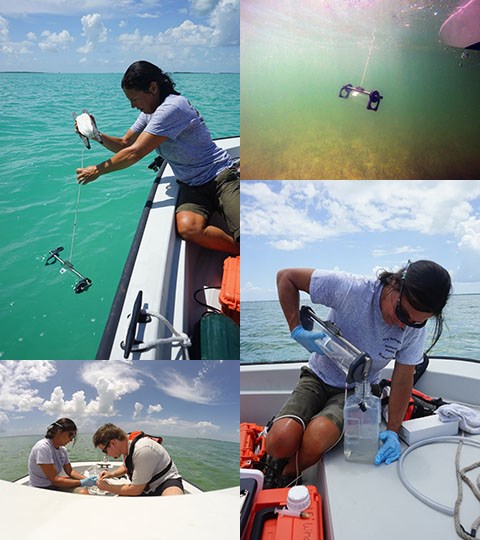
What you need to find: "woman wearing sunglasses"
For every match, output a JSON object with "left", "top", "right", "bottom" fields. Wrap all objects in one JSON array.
[
  {"left": 264, "top": 260, "right": 451, "bottom": 488},
  {"left": 28, "top": 418, "right": 97, "bottom": 494}
]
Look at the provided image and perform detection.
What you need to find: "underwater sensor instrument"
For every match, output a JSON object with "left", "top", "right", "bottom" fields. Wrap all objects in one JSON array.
[
  {"left": 73, "top": 110, "right": 101, "bottom": 149},
  {"left": 45, "top": 247, "right": 92, "bottom": 294},
  {"left": 299, "top": 306, "right": 372, "bottom": 383},
  {"left": 338, "top": 84, "right": 383, "bottom": 111},
  {"left": 339, "top": 28, "right": 383, "bottom": 111}
]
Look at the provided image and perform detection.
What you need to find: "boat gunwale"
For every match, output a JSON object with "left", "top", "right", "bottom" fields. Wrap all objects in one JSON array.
[
  {"left": 95, "top": 135, "right": 240, "bottom": 360},
  {"left": 240, "top": 354, "right": 480, "bottom": 367}
]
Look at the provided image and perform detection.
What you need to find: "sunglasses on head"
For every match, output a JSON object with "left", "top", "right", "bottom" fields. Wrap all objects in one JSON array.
[{"left": 395, "top": 261, "right": 428, "bottom": 329}]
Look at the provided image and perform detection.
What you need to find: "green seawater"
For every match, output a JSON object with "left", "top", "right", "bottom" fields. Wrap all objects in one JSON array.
[
  {"left": 240, "top": 294, "right": 480, "bottom": 362},
  {"left": 241, "top": 0, "right": 480, "bottom": 179},
  {"left": 0, "top": 433, "right": 239, "bottom": 491},
  {"left": 0, "top": 72, "right": 239, "bottom": 359}
]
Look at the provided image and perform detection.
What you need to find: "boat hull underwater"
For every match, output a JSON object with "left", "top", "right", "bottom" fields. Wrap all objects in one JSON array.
[
  {"left": 96, "top": 136, "right": 240, "bottom": 360},
  {"left": 240, "top": 356, "right": 480, "bottom": 540}
]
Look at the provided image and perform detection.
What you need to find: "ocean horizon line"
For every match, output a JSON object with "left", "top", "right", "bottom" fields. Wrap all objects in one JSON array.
[
  {"left": 0, "top": 70, "right": 239, "bottom": 75},
  {"left": 243, "top": 291, "right": 480, "bottom": 302}
]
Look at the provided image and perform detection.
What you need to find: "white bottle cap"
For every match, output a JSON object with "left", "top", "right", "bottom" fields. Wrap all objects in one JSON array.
[{"left": 287, "top": 485, "right": 310, "bottom": 512}]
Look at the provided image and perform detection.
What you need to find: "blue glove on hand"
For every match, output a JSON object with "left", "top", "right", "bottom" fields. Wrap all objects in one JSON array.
[
  {"left": 374, "top": 430, "right": 401, "bottom": 465},
  {"left": 291, "top": 325, "right": 327, "bottom": 354},
  {"left": 80, "top": 475, "right": 98, "bottom": 487}
]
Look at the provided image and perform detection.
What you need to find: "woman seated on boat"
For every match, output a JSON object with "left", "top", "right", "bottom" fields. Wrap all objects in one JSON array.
[
  {"left": 92, "top": 423, "right": 184, "bottom": 496},
  {"left": 264, "top": 260, "right": 451, "bottom": 488},
  {"left": 28, "top": 418, "right": 97, "bottom": 494},
  {"left": 75, "top": 60, "right": 239, "bottom": 255}
]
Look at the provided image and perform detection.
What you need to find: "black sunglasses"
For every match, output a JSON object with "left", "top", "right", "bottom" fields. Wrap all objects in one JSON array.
[
  {"left": 102, "top": 440, "right": 111, "bottom": 454},
  {"left": 395, "top": 262, "right": 428, "bottom": 329}
]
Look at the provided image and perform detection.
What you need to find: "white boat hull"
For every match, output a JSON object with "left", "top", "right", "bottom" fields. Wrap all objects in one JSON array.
[
  {"left": 96, "top": 136, "right": 240, "bottom": 360},
  {"left": 5, "top": 461, "right": 237, "bottom": 539}
]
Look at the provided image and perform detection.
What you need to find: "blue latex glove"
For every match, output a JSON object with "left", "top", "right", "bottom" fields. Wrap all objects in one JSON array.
[
  {"left": 80, "top": 475, "right": 98, "bottom": 487},
  {"left": 291, "top": 325, "right": 327, "bottom": 354},
  {"left": 374, "top": 430, "right": 401, "bottom": 465}
]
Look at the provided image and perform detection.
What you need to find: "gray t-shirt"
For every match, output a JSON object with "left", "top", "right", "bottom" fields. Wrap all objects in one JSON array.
[
  {"left": 130, "top": 94, "right": 233, "bottom": 186},
  {"left": 28, "top": 438, "right": 69, "bottom": 487},
  {"left": 129, "top": 437, "right": 180, "bottom": 494},
  {"left": 308, "top": 270, "right": 426, "bottom": 387}
]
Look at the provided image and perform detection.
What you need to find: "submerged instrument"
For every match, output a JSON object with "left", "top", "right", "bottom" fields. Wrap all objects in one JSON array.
[
  {"left": 45, "top": 247, "right": 92, "bottom": 294},
  {"left": 339, "top": 28, "right": 383, "bottom": 112},
  {"left": 338, "top": 84, "right": 383, "bottom": 111},
  {"left": 45, "top": 113, "right": 94, "bottom": 294},
  {"left": 300, "top": 306, "right": 372, "bottom": 384}
]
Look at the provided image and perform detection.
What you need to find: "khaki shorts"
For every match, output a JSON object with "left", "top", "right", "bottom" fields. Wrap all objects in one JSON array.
[
  {"left": 275, "top": 366, "right": 347, "bottom": 431},
  {"left": 176, "top": 167, "right": 240, "bottom": 242}
]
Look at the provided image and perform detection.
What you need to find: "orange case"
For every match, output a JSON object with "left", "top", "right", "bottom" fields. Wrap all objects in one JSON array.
[
  {"left": 244, "top": 485, "right": 324, "bottom": 540},
  {"left": 219, "top": 255, "right": 240, "bottom": 325},
  {"left": 240, "top": 422, "right": 267, "bottom": 469}
]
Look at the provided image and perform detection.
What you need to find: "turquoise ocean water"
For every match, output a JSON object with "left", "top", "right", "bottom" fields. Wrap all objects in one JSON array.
[
  {"left": 0, "top": 72, "right": 239, "bottom": 360},
  {"left": 240, "top": 294, "right": 480, "bottom": 363},
  {"left": 0, "top": 433, "right": 238, "bottom": 491},
  {"left": 242, "top": 0, "right": 480, "bottom": 179}
]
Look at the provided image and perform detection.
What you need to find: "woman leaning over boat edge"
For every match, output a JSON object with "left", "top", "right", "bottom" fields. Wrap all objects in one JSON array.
[
  {"left": 28, "top": 418, "right": 97, "bottom": 494},
  {"left": 75, "top": 60, "right": 239, "bottom": 255},
  {"left": 264, "top": 260, "right": 451, "bottom": 488}
]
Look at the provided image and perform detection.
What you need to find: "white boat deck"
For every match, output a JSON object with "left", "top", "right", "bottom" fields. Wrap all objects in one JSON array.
[
  {"left": 5, "top": 461, "right": 237, "bottom": 539},
  {"left": 1, "top": 479, "right": 238, "bottom": 539},
  {"left": 241, "top": 358, "right": 480, "bottom": 540}
]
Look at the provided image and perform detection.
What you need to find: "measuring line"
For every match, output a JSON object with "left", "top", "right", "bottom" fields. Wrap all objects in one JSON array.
[
  {"left": 360, "top": 28, "right": 376, "bottom": 88},
  {"left": 69, "top": 147, "right": 84, "bottom": 262}
]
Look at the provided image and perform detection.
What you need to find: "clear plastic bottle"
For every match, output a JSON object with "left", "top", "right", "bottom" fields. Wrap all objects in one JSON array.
[{"left": 343, "top": 380, "right": 380, "bottom": 463}]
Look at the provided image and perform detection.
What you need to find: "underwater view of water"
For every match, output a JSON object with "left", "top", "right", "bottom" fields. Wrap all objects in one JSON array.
[
  {"left": 241, "top": 0, "right": 480, "bottom": 179},
  {"left": 0, "top": 433, "right": 238, "bottom": 491},
  {"left": 0, "top": 72, "right": 239, "bottom": 359},
  {"left": 240, "top": 294, "right": 480, "bottom": 362}
]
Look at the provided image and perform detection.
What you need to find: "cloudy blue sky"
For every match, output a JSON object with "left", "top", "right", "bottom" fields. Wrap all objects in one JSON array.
[
  {"left": 0, "top": 0, "right": 239, "bottom": 73},
  {"left": 241, "top": 180, "right": 480, "bottom": 301},
  {"left": 0, "top": 360, "right": 239, "bottom": 441}
]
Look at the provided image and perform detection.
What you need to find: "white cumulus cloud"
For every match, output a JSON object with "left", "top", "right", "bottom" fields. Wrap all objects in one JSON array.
[
  {"left": 77, "top": 13, "right": 108, "bottom": 54},
  {"left": 39, "top": 29, "right": 73, "bottom": 52},
  {"left": 210, "top": 0, "right": 239, "bottom": 46},
  {"left": 147, "top": 404, "right": 163, "bottom": 414},
  {"left": 0, "top": 361, "right": 56, "bottom": 414},
  {"left": 190, "top": 0, "right": 218, "bottom": 17},
  {"left": 194, "top": 420, "right": 220, "bottom": 436},
  {"left": 133, "top": 402, "right": 144, "bottom": 418}
]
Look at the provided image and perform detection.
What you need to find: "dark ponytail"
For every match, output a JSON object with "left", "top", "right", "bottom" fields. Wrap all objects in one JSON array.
[
  {"left": 121, "top": 60, "right": 180, "bottom": 105},
  {"left": 45, "top": 418, "right": 78, "bottom": 444},
  {"left": 378, "top": 260, "right": 452, "bottom": 352}
]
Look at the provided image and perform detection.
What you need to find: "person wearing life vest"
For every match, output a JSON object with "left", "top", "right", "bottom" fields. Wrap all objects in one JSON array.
[{"left": 92, "top": 423, "right": 184, "bottom": 496}]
